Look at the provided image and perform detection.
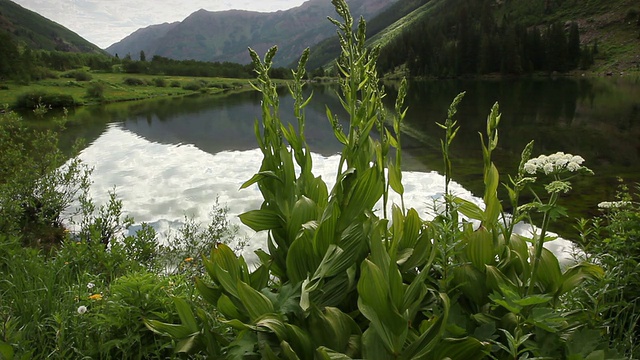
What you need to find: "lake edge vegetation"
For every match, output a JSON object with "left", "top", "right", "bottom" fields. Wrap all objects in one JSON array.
[{"left": 1, "top": 1, "right": 639, "bottom": 359}]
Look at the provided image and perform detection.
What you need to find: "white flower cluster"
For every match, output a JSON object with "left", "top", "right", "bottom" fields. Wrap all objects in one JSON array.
[
  {"left": 597, "top": 201, "right": 631, "bottom": 209},
  {"left": 524, "top": 152, "right": 585, "bottom": 175}
]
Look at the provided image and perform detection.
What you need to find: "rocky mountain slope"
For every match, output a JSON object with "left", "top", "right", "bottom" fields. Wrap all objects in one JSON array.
[{"left": 106, "top": 0, "right": 396, "bottom": 66}]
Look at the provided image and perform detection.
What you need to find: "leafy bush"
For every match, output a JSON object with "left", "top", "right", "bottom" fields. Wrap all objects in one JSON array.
[
  {"left": 85, "top": 81, "right": 105, "bottom": 100},
  {"left": 62, "top": 70, "right": 93, "bottom": 81},
  {"left": 182, "top": 80, "right": 205, "bottom": 91},
  {"left": 170, "top": 80, "right": 181, "bottom": 88},
  {"left": 123, "top": 77, "right": 145, "bottom": 86},
  {"left": 153, "top": 77, "right": 167, "bottom": 87},
  {"left": 0, "top": 110, "right": 89, "bottom": 247},
  {"left": 576, "top": 180, "right": 640, "bottom": 358},
  {"left": 14, "top": 91, "right": 76, "bottom": 109}
]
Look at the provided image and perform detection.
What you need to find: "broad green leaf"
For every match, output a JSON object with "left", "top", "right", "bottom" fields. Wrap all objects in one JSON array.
[
  {"left": 286, "top": 236, "right": 319, "bottom": 284},
  {"left": 249, "top": 264, "right": 270, "bottom": 290},
  {"left": 0, "top": 341, "right": 14, "bottom": 360},
  {"left": 431, "top": 337, "right": 490, "bottom": 360},
  {"left": 287, "top": 196, "right": 318, "bottom": 243},
  {"left": 256, "top": 315, "right": 288, "bottom": 340},
  {"left": 240, "top": 171, "right": 281, "bottom": 189},
  {"left": 173, "top": 297, "right": 198, "bottom": 332},
  {"left": 144, "top": 319, "right": 195, "bottom": 339},
  {"left": 280, "top": 340, "right": 301, "bottom": 360},
  {"left": 213, "top": 263, "right": 239, "bottom": 299},
  {"left": 284, "top": 323, "right": 314, "bottom": 359},
  {"left": 453, "top": 264, "right": 488, "bottom": 307},
  {"left": 175, "top": 335, "right": 200, "bottom": 354},
  {"left": 512, "top": 294, "right": 552, "bottom": 307},
  {"left": 341, "top": 167, "right": 383, "bottom": 224},
  {"left": 464, "top": 226, "right": 495, "bottom": 269},
  {"left": 483, "top": 163, "right": 501, "bottom": 223},
  {"left": 361, "top": 327, "right": 393, "bottom": 360},
  {"left": 388, "top": 162, "right": 404, "bottom": 196},
  {"left": 398, "top": 208, "right": 422, "bottom": 250},
  {"left": 211, "top": 243, "right": 240, "bottom": 282},
  {"left": 402, "top": 294, "right": 450, "bottom": 359},
  {"left": 195, "top": 277, "right": 221, "bottom": 306},
  {"left": 217, "top": 294, "right": 243, "bottom": 320},
  {"left": 453, "top": 197, "right": 485, "bottom": 221},
  {"left": 237, "top": 280, "right": 274, "bottom": 322},
  {"left": 533, "top": 248, "right": 562, "bottom": 294},
  {"left": 317, "top": 347, "right": 353, "bottom": 360},
  {"left": 559, "top": 262, "right": 603, "bottom": 297},
  {"left": 240, "top": 209, "right": 283, "bottom": 232},
  {"left": 358, "top": 260, "right": 407, "bottom": 354}
]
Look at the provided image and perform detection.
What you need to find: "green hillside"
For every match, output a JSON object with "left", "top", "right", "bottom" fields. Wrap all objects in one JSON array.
[
  {"left": 313, "top": 0, "right": 639, "bottom": 76},
  {"left": 0, "top": 0, "right": 104, "bottom": 53},
  {"left": 304, "top": 0, "right": 429, "bottom": 70}
]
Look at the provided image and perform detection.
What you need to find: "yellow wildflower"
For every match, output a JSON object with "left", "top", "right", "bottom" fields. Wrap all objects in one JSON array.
[
  {"left": 89, "top": 294, "right": 103, "bottom": 301},
  {"left": 184, "top": 257, "right": 194, "bottom": 262}
]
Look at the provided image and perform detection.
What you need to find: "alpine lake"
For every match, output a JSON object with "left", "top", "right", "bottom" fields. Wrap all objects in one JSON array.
[{"left": 27, "top": 76, "right": 640, "bottom": 259}]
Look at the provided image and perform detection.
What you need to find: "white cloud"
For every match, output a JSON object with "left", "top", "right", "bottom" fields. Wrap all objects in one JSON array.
[{"left": 12, "top": 0, "right": 307, "bottom": 48}]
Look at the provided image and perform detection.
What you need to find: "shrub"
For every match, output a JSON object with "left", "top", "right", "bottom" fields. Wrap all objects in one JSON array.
[
  {"left": 170, "top": 80, "right": 181, "bottom": 88},
  {"left": 152, "top": 77, "right": 167, "bottom": 87},
  {"left": 14, "top": 91, "right": 76, "bottom": 109},
  {"left": 62, "top": 70, "right": 93, "bottom": 81},
  {"left": 123, "top": 77, "right": 145, "bottom": 86},
  {"left": 576, "top": 180, "right": 640, "bottom": 358},
  {"left": 85, "top": 81, "right": 105, "bottom": 100},
  {"left": 182, "top": 80, "right": 203, "bottom": 91}
]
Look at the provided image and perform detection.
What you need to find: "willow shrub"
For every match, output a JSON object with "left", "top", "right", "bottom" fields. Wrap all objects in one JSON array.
[{"left": 148, "top": 1, "right": 611, "bottom": 358}]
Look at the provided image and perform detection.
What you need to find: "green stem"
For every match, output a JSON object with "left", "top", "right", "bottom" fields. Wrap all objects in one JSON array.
[{"left": 527, "top": 192, "right": 557, "bottom": 296}]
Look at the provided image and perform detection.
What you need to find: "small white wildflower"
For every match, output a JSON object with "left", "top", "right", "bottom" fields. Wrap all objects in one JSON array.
[
  {"left": 77, "top": 305, "right": 87, "bottom": 315},
  {"left": 87, "top": 282, "right": 95, "bottom": 290},
  {"left": 554, "top": 156, "right": 569, "bottom": 167},
  {"left": 570, "top": 155, "right": 585, "bottom": 165},
  {"left": 566, "top": 162, "right": 581, "bottom": 172},
  {"left": 543, "top": 162, "right": 555, "bottom": 174},
  {"left": 598, "top": 201, "right": 630, "bottom": 209},
  {"left": 524, "top": 161, "right": 537, "bottom": 174}
]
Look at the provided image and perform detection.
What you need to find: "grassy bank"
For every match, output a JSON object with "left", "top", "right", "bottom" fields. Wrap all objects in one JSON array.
[{"left": 0, "top": 71, "right": 253, "bottom": 109}]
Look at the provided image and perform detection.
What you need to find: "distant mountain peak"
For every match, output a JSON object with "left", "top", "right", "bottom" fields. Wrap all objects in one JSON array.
[{"left": 106, "top": 0, "right": 397, "bottom": 65}]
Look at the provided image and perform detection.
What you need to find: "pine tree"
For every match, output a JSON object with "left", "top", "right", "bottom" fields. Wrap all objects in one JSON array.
[{"left": 567, "top": 22, "right": 581, "bottom": 69}]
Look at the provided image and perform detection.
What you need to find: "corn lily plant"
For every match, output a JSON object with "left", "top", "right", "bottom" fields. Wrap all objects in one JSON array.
[{"left": 146, "top": 0, "right": 608, "bottom": 358}]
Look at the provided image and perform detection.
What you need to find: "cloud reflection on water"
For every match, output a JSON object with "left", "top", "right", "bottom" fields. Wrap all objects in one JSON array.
[{"left": 77, "top": 123, "right": 576, "bottom": 264}]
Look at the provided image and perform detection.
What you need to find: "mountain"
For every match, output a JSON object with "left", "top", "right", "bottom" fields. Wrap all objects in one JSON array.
[
  {"left": 106, "top": 0, "right": 396, "bottom": 67},
  {"left": 304, "top": 0, "right": 430, "bottom": 70},
  {"left": 0, "top": 0, "right": 104, "bottom": 53},
  {"left": 367, "top": 0, "right": 640, "bottom": 75},
  {"left": 107, "top": 22, "right": 179, "bottom": 59}
]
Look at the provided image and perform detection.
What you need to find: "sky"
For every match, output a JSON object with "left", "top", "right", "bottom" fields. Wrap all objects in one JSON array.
[{"left": 12, "top": 0, "right": 308, "bottom": 49}]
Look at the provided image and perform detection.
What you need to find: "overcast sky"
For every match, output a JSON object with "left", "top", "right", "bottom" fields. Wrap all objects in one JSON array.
[{"left": 12, "top": 0, "right": 308, "bottom": 49}]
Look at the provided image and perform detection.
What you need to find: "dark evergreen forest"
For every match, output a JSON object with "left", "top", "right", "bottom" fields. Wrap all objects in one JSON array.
[{"left": 377, "top": 0, "right": 596, "bottom": 77}]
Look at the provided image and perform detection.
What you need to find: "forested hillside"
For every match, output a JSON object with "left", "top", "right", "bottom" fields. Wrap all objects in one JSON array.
[
  {"left": 372, "top": 0, "right": 639, "bottom": 77},
  {"left": 0, "top": 0, "right": 104, "bottom": 53}
]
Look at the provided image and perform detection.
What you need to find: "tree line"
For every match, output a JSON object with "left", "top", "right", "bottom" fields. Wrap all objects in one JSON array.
[
  {"left": 377, "top": 0, "right": 596, "bottom": 77},
  {"left": 0, "top": 31, "right": 293, "bottom": 82}
]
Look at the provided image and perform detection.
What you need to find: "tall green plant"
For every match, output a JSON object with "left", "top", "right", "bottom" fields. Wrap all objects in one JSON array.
[
  {"left": 148, "top": 1, "right": 488, "bottom": 358},
  {"left": 147, "top": 1, "right": 613, "bottom": 359}
]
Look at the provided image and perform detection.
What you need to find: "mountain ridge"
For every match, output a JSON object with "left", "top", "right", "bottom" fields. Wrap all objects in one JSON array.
[
  {"left": 0, "top": 0, "right": 104, "bottom": 54},
  {"left": 105, "top": 0, "right": 396, "bottom": 66}
]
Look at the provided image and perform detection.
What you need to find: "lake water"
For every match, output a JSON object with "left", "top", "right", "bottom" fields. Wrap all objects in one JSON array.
[{"left": 50, "top": 76, "right": 640, "bottom": 260}]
